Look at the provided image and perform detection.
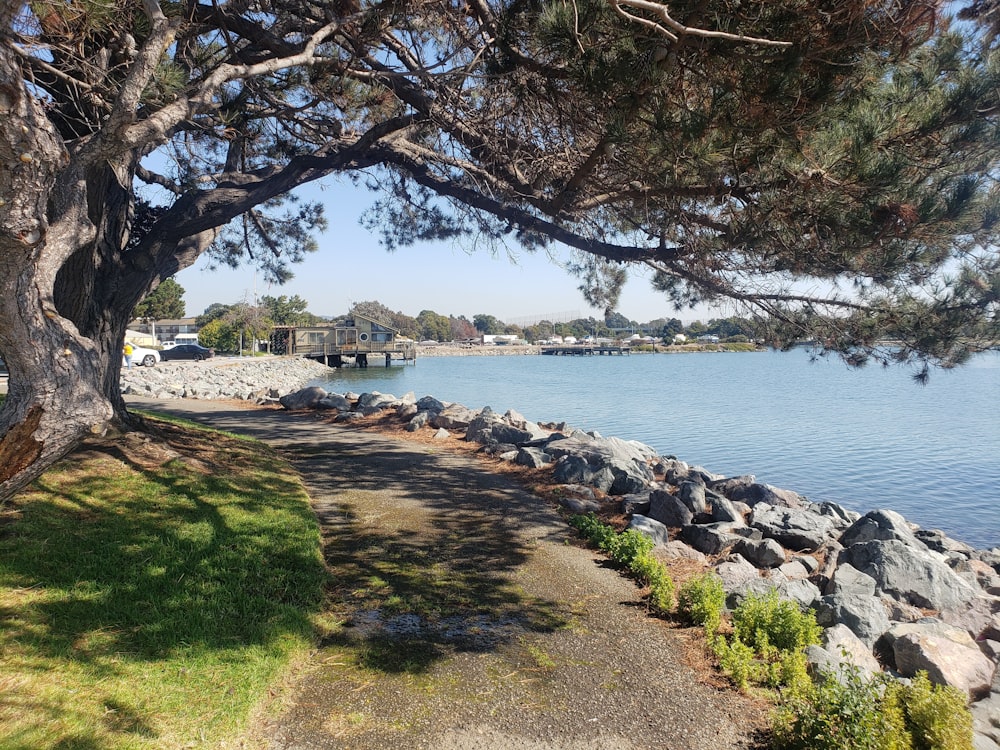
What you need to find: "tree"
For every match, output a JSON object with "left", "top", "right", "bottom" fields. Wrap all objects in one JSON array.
[
  {"left": 261, "top": 295, "right": 317, "bottom": 326},
  {"left": 449, "top": 315, "right": 478, "bottom": 341},
  {"left": 605, "top": 311, "right": 634, "bottom": 331},
  {"left": 706, "top": 317, "right": 754, "bottom": 339},
  {"left": 473, "top": 315, "right": 503, "bottom": 335},
  {"left": 196, "top": 304, "right": 233, "bottom": 328},
  {"left": 416, "top": 310, "right": 452, "bottom": 341},
  {"left": 1, "top": 1, "right": 998, "bottom": 500},
  {"left": 647, "top": 317, "right": 685, "bottom": 339},
  {"left": 195, "top": 318, "right": 239, "bottom": 353},
  {"left": 225, "top": 303, "right": 273, "bottom": 354},
  {"left": 133, "top": 278, "right": 185, "bottom": 344}
]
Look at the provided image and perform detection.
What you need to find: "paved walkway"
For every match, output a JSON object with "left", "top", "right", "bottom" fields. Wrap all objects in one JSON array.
[{"left": 126, "top": 397, "right": 763, "bottom": 750}]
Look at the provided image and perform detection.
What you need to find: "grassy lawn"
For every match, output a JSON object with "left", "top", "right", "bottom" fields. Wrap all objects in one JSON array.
[{"left": 0, "top": 412, "right": 327, "bottom": 749}]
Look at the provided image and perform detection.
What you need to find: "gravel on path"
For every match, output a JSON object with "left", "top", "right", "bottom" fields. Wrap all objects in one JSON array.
[{"left": 126, "top": 396, "right": 767, "bottom": 750}]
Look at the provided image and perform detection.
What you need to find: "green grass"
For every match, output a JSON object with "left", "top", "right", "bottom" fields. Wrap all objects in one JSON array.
[{"left": 0, "top": 415, "right": 327, "bottom": 749}]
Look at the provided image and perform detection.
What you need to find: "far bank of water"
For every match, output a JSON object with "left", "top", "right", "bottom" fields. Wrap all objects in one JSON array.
[{"left": 309, "top": 349, "right": 1000, "bottom": 549}]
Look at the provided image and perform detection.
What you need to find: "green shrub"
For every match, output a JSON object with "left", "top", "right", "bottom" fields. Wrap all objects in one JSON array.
[
  {"left": 677, "top": 572, "right": 726, "bottom": 635},
  {"left": 711, "top": 589, "right": 820, "bottom": 691},
  {"left": 569, "top": 515, "right": 674, "bottom": 615},
  {"left": 608, "top": 528, "right": 654, "bottom": 567},
  {"left": 647, "top": 574, "right": 675, "bottom": 615},
  {"left": 569, "top": 513, "right": 617, "bottom": 551},
  {"left": 628, "top": 550, "right": 675, "bottom": 614},
  {"left": 774, "top": 669, "right": 909, "bottom": 750},
  {"left": 902, "top": 672, "right": 973, "bottom": 750},
  {"left": 714, "top": 635, "right": 759, "bottom": 692},
  {"left": 732, "top": 589, "right": 821, "bottom": 654}
]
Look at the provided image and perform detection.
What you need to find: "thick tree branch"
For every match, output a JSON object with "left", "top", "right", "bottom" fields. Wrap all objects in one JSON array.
[{"left": 610, "top": 0, "right": 793, "bottom": 47}]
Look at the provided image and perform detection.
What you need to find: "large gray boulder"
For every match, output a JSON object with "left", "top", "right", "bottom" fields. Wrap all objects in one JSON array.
[
  {"left": 605, "top": 458, "right": 654, "bottom": 495},
  {"left": 279, "top": 385, "right": 328, "bottom": 410},
  {"left": 463, "top": 407, "right": 503, "bottom": 443},
  {"left": 416, "top": 395, "right": 445, "bottom": 413},
  {"left": 627, "top": 515, "right": 671, "bottom": 547},
  {"left": 715, "top": 554, "right": 760, "bottom": 591},
  {"left": 725, "top": 578, "right": 822, "bottom": 612},
  {"left": 749, "top": 503, "right": 838, "bottom": 552},
  {"left": 317, "top": 393, "right": 351, "bottom": 411},
  {"left": 471, "top": 420, "right": 534, "bottom": 447},
  {"left": 406, "top": 411, "right": 431, "bottom": 432},
  {"left": 806, "top": 624, "right": 881, "bottom": 683},
  {"left": 888, "top": 620, "right": 996, "bottom": 699},
  {"left": 840, "top": 509, "right": 924, "bottom": 549},
  {"left": 433, "top": 403, "right": 478, "bottom": 430},
  {"left": 839, "top": 540, "right": 980, "bottom": 612},
  {"left": 515, "top": 447, "right": 551, "bottom": 468},
  {"left": 648, "top": 490, "right": 694, "bottom": 528},
  {"left": 658, "top": 540, "right": 708, "bottom": 564},
  {"left": 356, "top": 391, "right": 397, "bottom": 409},
  {"left": 620, "top": 492, "right": 652, "bottom": 517},
  {"left": 728, "top": 482, "right": 807, "bottom": 509},
  {"left": 918, "top": 528, "right": 976, "bottom": 557},
  {"left": 553, "top": 455, "right": 595, "bottom": 486},
  {"left": 706, "top": 474, "right": 756, "bottom": 498},
  {"left": 710, "top": 494, "right": 747, "bottom": 525},
  {"left": 825, "top": 562, "right": 878, "bottom": 597},
  {"left": 677, "top": 481, "right": 708, "bottom": 515},
  {"left": 544, "top": 433, "right": 654, "bottom": 495},
  {"left": 680, "top": 523, "right": 742, "bottom": 556},
  {"left": 544, "top": 433, "right": 657, "bottom": 466},
  {"left": 735, "top": 537, "right": 786, "bottom": 569},
  {"left": 815, "top": 591, "right": 891, "bottom": 648}
]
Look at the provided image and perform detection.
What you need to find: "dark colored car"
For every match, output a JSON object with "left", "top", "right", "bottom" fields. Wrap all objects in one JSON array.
[{"left": 160, "top": 343, "right": 215, "bottom": 361}]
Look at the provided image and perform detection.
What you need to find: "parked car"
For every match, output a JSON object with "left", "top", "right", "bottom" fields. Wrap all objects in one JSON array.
[
  {"left": 124, "top": 344, "right": 160, "bottom": 367},
  {"left": 160, "top": 343, "right": 214, "bottom": 361}
]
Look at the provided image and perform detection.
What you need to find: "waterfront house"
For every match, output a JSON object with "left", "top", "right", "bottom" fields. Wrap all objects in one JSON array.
[{"left": 271, "top": 314, "right": 415, "bottom": 367}]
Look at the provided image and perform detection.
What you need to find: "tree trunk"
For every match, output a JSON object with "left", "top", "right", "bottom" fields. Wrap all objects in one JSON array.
[{"left": 0, "top": 43, "right": 123, "bottom": 500}]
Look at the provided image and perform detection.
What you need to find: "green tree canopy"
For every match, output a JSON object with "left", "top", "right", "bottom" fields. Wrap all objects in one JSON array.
[
  {"left": 1, "top": 0, "right": 998, "bottom": 499},
  {"left": 261, "top": 295, "right": 318, "bottom": 326},
  {"left": 416, "top": 310, "right": 452, "bottom": 341},
  {"left": 133, "top": 278, "right": 185, "bottom": 322},
  {"left": 473, "top": 314, "right": 503, "bottom": 335}
]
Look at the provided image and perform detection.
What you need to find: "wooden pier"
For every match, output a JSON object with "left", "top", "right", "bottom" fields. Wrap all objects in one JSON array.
[
  {"left": 540, "top": 344, "right": 630, "bottom": 356},
  {"left": 300, "top": 341, "right": 417, "bottom": 368}
]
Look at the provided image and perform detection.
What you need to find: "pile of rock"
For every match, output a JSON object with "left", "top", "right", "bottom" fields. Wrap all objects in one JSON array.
[
  {"left": 280, "top": 384, "right": 1000, "bottom": 748},
  {"left": 120, "top": 357, "right": 332, "bottom": 401}
]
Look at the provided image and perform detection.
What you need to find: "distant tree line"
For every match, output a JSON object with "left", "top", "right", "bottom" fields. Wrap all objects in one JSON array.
[{"left": 177, "top": 291, "right": 759, "bottom": 348}]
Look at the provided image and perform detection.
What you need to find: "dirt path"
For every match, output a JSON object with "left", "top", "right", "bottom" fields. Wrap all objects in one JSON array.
[{"left": 128, "top": 397, "right": 765, "bottom": 750}]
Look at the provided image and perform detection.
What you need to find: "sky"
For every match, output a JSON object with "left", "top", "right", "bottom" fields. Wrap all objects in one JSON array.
[{"left": 173, "top": 177, "right": 725, "bottom": 325}]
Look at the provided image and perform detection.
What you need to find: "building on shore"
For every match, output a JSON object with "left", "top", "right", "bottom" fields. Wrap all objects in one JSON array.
[{"left": 270, "top": 313, "right": 416, "bottom": 368}]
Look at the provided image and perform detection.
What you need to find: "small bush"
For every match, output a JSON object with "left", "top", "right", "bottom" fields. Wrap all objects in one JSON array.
[
  {"left": 569, "top": 513, "right": 617, "bottom": 551},
  {"left": 608, "top": 528, "right": 654, "bottom": 567},
  {"left": 774, "top": 669, "right": 908, "bottom": 750},
  {"left": 677, "top": 572, "right": 726, "bottom": 634},
  {"left": 647, "top": 574, "right": 675, "bottom": 615},
  {"left": 902, "top": 672, "right": 973, "bottom": 750},
  {"left": 732, "top": 589, "right": 821, "bottom": 654},
  {"left": 629, "top": 550, "right": 675, "bottom": 614},
  {"left": 569, "top": 514, "right": 674, "bottom": 615},
  {"left": 712, "top": 589, "right": 819, "bottom": 691},
  {"left": 774, "top": 668, "right": 973, "bottom": 750}
]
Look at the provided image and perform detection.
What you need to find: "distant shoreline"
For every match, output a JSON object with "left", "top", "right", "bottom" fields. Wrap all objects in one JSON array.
[{"left": 414, "top": 342, "right": 762, "bottom": 357}]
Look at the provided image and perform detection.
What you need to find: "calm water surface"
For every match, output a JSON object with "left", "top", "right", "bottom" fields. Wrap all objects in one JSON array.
[{"left": 310, "top": 349, "right": 1000, "bottom": 549}]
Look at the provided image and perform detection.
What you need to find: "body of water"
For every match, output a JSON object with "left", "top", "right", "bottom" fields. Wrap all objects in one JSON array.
[{"left": 309, "top": 349, "right": 1000, "bottom": 550}]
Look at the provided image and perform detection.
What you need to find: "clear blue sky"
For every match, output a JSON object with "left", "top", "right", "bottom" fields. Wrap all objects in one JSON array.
[{"left": 174, "top": 177, "right": 723, "bottom": 325}]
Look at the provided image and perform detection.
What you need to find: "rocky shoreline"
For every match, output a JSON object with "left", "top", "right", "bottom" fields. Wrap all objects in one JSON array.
[{"left": 120, "top": 355, "right": 1000, "bottom": 748}]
